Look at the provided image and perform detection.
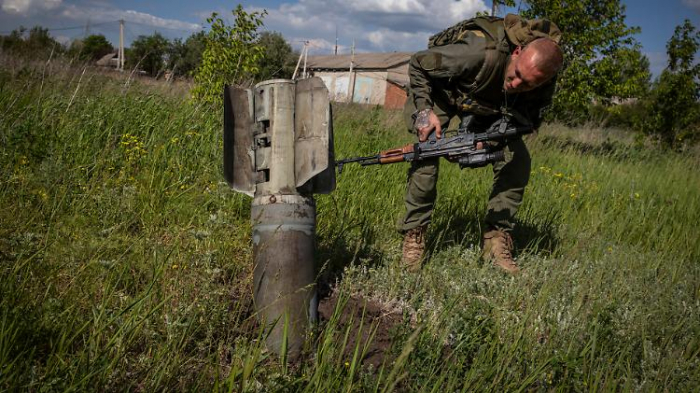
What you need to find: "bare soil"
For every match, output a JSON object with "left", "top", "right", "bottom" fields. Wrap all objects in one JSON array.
[{"left": 318, "top": 292, "right": 403, "bottom": 367}]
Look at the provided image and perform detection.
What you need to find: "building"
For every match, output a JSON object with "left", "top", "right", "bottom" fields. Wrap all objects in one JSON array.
[
  {"left": 305, "top": 52, "right": 412, "bottom": 109},
  {"left": 96, "top": 52, "right": 119, "bottom": 68}
]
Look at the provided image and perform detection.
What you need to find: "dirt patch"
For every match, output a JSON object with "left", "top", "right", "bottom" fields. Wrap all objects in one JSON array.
[{"left": 318, "top": 292, "right": 403, "bottom": 367}]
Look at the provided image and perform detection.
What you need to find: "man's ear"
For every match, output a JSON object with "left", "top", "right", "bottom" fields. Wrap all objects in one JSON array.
[{"left": 511, "top": 45, "right": 523, "bottom": 58}]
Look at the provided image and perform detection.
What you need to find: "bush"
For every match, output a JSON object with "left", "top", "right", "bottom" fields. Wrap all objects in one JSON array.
[{"left": 191, "top": 6, "right": 267, "bottom": 106}]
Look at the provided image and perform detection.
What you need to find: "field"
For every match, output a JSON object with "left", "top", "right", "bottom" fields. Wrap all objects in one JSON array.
[{"left": 1, "top": 59, "right": 699, "bottom": 391}]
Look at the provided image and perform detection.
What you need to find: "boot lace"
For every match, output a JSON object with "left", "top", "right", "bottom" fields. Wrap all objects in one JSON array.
[{"left": 497, "top": 232, "right": 513, "bottom": 259}]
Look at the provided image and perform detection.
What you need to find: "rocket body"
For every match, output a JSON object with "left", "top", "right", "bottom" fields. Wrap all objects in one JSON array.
[{"left": 224, "top": 78, "right": 334, "bottom": 358}]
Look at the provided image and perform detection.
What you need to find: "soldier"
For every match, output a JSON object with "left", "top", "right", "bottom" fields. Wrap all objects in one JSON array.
[{"left": 400, "top": 14, "right": 563, "bottom": 273}]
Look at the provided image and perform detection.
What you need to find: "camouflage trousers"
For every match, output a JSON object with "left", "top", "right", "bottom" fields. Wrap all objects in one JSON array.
[{"left": 398, "top": 95, "right": 531, "bottom": 233}]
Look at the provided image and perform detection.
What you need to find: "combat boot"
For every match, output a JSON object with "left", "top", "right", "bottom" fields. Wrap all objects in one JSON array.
[
  {"left": 482, "top": 229, "right": 519, "bottom": 274},
  {"left": 402, "top": 225, "right": 427, "bottom": 272}
]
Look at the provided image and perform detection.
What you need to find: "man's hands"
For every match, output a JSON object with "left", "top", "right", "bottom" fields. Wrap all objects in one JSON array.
[
  {"left": 414, "top": 109, "right": 485, "bottom": 149},
  {"left": 414, "top": 109, "right": 442, "bottom": 142}
]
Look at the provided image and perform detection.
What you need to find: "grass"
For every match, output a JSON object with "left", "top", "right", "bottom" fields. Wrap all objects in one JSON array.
[{"left": 1, "top": 57, "right": 699, "bottom": 391}]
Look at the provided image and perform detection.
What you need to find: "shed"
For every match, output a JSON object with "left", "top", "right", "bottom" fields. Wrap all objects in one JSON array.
[
  {"left": 305, "top": 52, "right": 411, "bottom": 109},
  {"left": 96, "top": 52, "right": 119, "bottom": 68}
]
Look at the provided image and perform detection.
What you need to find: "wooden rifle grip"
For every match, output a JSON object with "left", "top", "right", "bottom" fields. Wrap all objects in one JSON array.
[
  {"left": 379, "top": 155, "right": 406, "bottom": 164},
  {"left": 378, "top": 144, "right": 414, "bottom": 164}
]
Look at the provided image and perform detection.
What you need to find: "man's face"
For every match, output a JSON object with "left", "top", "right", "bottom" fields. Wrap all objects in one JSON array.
[{"left": 503, "top": 47, "right": 549, "bottom": 94}]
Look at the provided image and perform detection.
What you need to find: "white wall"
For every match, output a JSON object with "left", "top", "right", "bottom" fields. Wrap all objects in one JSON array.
[{"left": 314, "top": 71, "right": 389, "bottom": 105}]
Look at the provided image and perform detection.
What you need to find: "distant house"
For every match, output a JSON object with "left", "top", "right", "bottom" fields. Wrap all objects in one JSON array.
[
  {"left": 305, "top": 52, "right": 411, "bottom": 109},
  {"left": 96, "top": 52, "right": 119, "bottom": 68}
]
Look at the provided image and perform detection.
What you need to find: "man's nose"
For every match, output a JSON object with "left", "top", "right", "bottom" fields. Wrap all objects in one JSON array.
[{"left": 511, "top": 78, "right": 521, "bottom": 89}]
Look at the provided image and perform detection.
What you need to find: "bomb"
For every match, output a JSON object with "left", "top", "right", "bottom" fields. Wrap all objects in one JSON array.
[{"left": 224, "top": 78, "right": 335, "bottom": 357}]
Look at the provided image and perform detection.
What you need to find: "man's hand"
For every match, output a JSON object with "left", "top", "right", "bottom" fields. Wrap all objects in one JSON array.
[{"left": 415, "top": 109, "right": 442, "bottom": 142}]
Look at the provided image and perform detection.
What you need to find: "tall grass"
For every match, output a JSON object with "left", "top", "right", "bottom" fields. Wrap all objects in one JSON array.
[{"left": 1, "top": 59, "right": 699, "bottom": 391}]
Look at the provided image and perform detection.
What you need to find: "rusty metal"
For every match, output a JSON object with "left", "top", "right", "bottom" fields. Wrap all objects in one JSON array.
[
  {"left": 224, "top": 78, "right": 334, "bottom": 359},
  {"left": 223, "top": 85, "right": 255, "bottom": 196},
  {"left": 294, "top": 77, "right": 335, "bottom": 194},
  {"left": 251, "top": 195, "right": 317, "bottom": 356}
]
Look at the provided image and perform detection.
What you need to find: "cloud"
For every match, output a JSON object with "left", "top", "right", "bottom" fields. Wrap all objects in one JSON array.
[
  {"left": 683, "top": 0, "right": 700, "bottom": 13},
  {"left": 245, "top": 0, "right": 488, "bottom": 54},
  {"left": 1, "top": 0, "right": 201, "bottom": 34},
  {"left": 366, "top": 29, "right": 430, "bottom": 52},
  {"left": 2, "top": 0, "right": 61, "bottom": 15},
  {"left": 345, "top": 0, "right": 426, "bottom": 14},
  {"left": 59, "top": 3, "right": 201, "bottom": 31}
]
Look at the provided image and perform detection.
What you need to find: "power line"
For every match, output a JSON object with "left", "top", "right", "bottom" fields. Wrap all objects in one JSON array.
[
  {"left": 0, "top": 20, "right": 119, "bottom": 35},
  {"left": 1, "top": 18, "right": 201, "bottom": 36}
]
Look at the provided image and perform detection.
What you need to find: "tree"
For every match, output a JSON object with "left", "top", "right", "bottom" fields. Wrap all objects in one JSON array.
[
  {"left": 128, "top": 32, "right": 170, "bottom": 77},
  {"left": 256, "top": 31, "right": 296, "bottom": 80},
  {"left": 0, "top": 25, "right": 62, "bottom": 58},
  {"left": 642, "top": 20, "right": 700, "bottom": 147},
  {"left": 591, "top": 46, "right": 650, "bottom": 101},
  {"left": 191, "top": 5, "right": 267, "bottom": 105},
  {"left": 522, "top": 0, "right": 646, "bottom": 121},
  {"left": 0, "top": 26, "right": 26, "bottom": 53},
  {"left": 167, "top": 31, "right": 206, "bottom": 77},
  {"left": 492, "top": 0, "right": 515, "bottom": 15},
  {"left": 71, "top": 34, "right": 114, "bottom": 61},
  {"left": 25, "top": 26, "right": 63, "bottom": 56}
]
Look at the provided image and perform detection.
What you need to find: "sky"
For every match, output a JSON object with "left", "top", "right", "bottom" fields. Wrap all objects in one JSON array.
[{"left": 1, "top": 0, "right": 699, "bottom": 76}]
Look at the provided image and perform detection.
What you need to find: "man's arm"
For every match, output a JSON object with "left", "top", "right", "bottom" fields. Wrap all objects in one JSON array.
[
  {"left": 408, "top": 42, "right": 485, "bottom": 112},
  {"left": 408, "top": 40, "right": 486, "bottom": 140}
]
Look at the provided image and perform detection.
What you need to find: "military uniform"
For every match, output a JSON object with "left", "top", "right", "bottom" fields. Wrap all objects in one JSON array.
[{"left": 399, "top": 16, "right": 558, "bottom": 235}]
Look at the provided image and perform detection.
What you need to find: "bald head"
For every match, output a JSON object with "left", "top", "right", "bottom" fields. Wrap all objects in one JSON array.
[
  {"left": 524, "top": 38, "right": 564, "bottom": 77},
  {"left": 503, "top": 38, "right": 563, "bottom": 94}
]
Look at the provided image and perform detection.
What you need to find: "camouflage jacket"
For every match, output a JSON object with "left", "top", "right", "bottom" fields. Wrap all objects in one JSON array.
[{"left": 409, "top": 28, "right": 556, "bottom": 128}]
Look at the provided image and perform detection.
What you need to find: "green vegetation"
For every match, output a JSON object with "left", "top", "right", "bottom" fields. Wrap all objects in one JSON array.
[
  {"left": 192, "top": 6, "right": 268, "bottom": 105},
  {"left": 0, "top": 26, "right": 63, "bottom": 59},
  {"left": 523, "top": 0, "right": 650, "bottom": 121},
  {"left": 167, "top": 31, "right": 207, "bottom": 78},
  {"left": 128, "top": 32, "right": 171, "bottom": 77},
  {"left": 68, "top": 34, "right": 114, "bottom": 62},
  {"left": 522, "top": 2, "right": 700, "bottom": 147},
  {"left": 641, "top": 20, "right": 700, "bottom": 147},
  {"left": 1, "top": 57, "right": 699, "bottom": 391},
  {"left": 256, "top": 31, "right": 298, "bottom": 80}
]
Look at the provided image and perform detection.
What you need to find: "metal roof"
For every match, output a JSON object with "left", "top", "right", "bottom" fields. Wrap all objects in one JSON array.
[
  {"left": 306, "top": 52, "right": 412, "bottom": 70},
  {"left": 96, "top": 52, "right": 117, "bottom": 66}
]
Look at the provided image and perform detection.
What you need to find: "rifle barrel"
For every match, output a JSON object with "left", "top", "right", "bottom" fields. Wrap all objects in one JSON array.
[{"left": 335, "top": 154, "right": 380, "bottom": 173}]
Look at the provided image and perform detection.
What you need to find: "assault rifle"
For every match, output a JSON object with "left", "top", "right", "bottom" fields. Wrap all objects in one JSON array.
[{"left": 335, "top": 115, "right": 534, "bottom": 173}]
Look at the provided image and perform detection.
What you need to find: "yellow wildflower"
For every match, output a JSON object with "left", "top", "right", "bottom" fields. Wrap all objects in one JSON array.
[{"left": 36, "top": 189, "right": 48, "bottom": 201}]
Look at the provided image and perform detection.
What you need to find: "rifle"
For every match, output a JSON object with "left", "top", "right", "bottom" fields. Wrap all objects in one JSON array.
[{"left": 335, "top": 115, "right": 534, "bottom": 173}]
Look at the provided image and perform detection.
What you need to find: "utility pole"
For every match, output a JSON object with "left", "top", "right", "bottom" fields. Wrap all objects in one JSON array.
[
  {"left": 347, "top": 40, "right": 355, "bottom": 103},
  {"left": 118, "top": 19, "right": 125, "bottom": 71},
  {"left": 334, "top": 26, "right": 338, "bottom": 56},
  {"left": 302, "top": 43, "right": 309, "bottom": 78},
  {"left": 292, "top": 41, "right": 308, "bottom": 80},
  {"left": 492, "top": 0, "right": 498, "bottom": 16}
]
